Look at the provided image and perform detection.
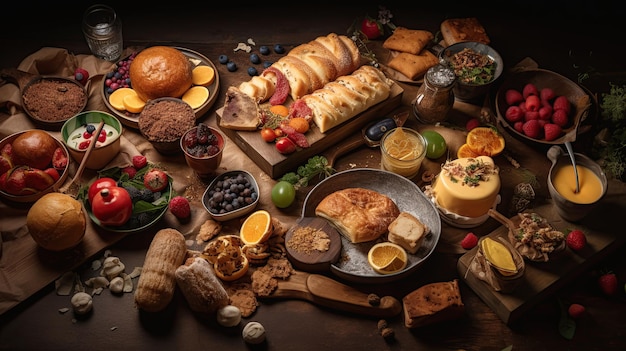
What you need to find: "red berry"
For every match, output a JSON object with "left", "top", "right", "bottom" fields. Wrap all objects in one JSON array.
[
  {"left": 460, "top": 232, "right": 478, "bottom": 250},
  {"left": 566, "top": 229, "right": 587, "bottom": 251},
  {"left": 74, "top": 67, "right": 89, "bottom": 85},
  {"left": 505, "top": 89, "right": 524, "bottom": 106},
  {"left": 543, "top": 123, "right": 562, "bottom": 141},
  {"left": 552, "top": 109, "right": 569, "bottom": 127},
  {"left": 522, "top": 120, "right": 542, "bottom": 139},
  {"left": 538, "top": 105, "right": 553, "bottom": 120},
  {"left": 525, "top": 95, "right": 541, "bottom": 112},
  {"left": 505, "top": 106, "right": 524, "bottom": 122},
  {"left": 598, "top": 272, "right": 618, "bottom": 296},
  {"left": 524, "top": 110, "right": 539, "bottom": 121},
  {"left": 465, "top": 118, "right": 481, "bottom": 131},
  {"left": 121, "top": 166, "right": 137, "bottom": 179},
  {"left": 522, "top": 83, "right": 538, "bottom": 99},
  {"left": 513, "top": 121, "right": 524, "bottom": 133},
  {"left": 168, "top": 196, "right": 191, "bottom": 219},
  {"left": 568, "top": 303, "right": 585, "bottom": 319},
  {"left": 144, "top": 169, "right": 168, "bottom": 192},
  {"left": 132, "top": 155, "right": 148, "bottom": 169},
  {"left": 540, "top": 87, "right": 556, "bottom": 102},
  {"left": 553, "top": 96, "right": 571, "bottom": 114}
]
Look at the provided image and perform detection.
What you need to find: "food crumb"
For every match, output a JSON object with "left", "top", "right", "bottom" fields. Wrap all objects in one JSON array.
[
  {"left": 368, "top": 293, "right": 381, "bottom": 306},
  {"left": 286, "top": 226, "right": 330, "bottom": 254}
]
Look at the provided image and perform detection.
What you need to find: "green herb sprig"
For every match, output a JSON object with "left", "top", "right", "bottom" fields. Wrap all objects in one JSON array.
[
  {"left": 280, "top": 156, "right": 335, "bottom": 190},
  {"left": 595, "top": 83, "right": 626, "bottom": 180}
]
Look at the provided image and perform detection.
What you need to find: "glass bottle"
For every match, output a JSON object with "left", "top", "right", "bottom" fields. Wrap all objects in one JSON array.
[{"left": 412, "top": 64, "right": 456, "bottom": 124}]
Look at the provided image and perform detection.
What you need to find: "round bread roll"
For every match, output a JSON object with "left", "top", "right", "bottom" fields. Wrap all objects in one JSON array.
[
  {"left": 12, "top": 130, "right": 57, "bottom": 170},
  {"left": 27, "top": 193, "right": 86, "bottom": 251},
  {"left": 129, "top": 46, "right": 193, "bottom": 101}
]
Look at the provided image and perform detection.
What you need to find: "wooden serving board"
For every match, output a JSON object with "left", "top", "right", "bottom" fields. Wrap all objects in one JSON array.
[
  {"left": 217, "top": 83, "right": 403, "bottom": 179},
  {"left": 260, "top": 270, "right": 402, "bottom": 318},
  {"left": 285, "top": 217, "right": 342, "bottom": 273},
  {"left": 457, "top": 204, "right": 626, "bottom": 325}
]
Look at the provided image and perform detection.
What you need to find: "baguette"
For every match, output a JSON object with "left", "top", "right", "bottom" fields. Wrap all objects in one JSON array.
[
  {"left": 175, "top": 257, "right": 230, "bottom": 314},
  {"left": 134, "top": 228, "right": 187, "bottom": 313},
  {"left": 302, "top": 65, "right": 392, "bottom": 133}
]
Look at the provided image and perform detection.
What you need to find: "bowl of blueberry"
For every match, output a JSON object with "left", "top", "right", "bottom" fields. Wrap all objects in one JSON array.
[
  {"left": 202, "top": 170, "right": 260, "bottom": 222},
  {"left": 180, "top": 123, "right": 226, "bottom": 178}
]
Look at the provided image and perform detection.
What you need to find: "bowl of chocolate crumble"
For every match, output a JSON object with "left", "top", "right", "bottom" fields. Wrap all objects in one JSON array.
[
  {"left": 139, "top": 97, "right": 196, "bottom": 155},
  {"left": 21, "top": 76, "right": 88, "bottom": 130}
]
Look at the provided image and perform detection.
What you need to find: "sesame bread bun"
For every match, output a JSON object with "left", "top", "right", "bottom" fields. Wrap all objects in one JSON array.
[{"left": 129, "top": 46, "right": 193, "bottom": 102}]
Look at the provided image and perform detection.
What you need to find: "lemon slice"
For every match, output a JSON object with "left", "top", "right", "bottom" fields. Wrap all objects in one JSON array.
[
  {"left": 182, "top": 86, "right": 210, "bottom": 109},
  {"left": 122, "top": 93, "right": 146, "bottom": 113},
  {"left": 192, "top": 65, "right": 215, "bottom": 86},
  {"left": 367, "top": 242, "right": 408, "bottom": 274},
  {"left": 108, "top": 87, "right": 136, "bottom": 111}
]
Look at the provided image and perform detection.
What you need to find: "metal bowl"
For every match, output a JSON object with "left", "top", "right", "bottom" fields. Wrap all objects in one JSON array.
[{"left": 302, "top": 168, "right": 441, "bottom": 284}]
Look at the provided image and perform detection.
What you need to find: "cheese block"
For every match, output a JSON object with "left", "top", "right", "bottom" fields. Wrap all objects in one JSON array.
[
  {"left": 431, "top": 156, "right": 500, "bottom": 218},
  {"left": 403, "top": 279, "right": 465, "bottom": 328},
  {"left": 387, "top": 212, "right": 429, "bottom": 254}
]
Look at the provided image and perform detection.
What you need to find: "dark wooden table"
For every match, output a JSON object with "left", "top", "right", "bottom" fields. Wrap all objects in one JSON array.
[{"left": 1, "top": 2, "right": 625, "bottom": 350}]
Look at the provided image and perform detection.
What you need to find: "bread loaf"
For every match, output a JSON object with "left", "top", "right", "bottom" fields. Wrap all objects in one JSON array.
[
  {"left": 440, "top": 18, "right": 490, "bottom": 46},
  {"left": 129, "top": 46, "right": 193, "bottom": 101},
  {"left": 402, "top": 280, "right": 465, "bottom": 328},
  {"left": 238, "top": 33, "right": 361, "bottom": 102},
  {"left": 315, "top": 187, "right": 400, "bottom": 244},
  {"left": 302, "top": 65, "right": 392, "bottom": 133},
  {"left": 387, "top": 212, "right": 429, "bottom": 254},
  {"left": 175, "top": 257, "right": 230, "bottom": 314}
]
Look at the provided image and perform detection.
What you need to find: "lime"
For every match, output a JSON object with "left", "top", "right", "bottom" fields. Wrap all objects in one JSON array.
[{"left": 422, "top": 130, "right": 447, "bottom": 159}]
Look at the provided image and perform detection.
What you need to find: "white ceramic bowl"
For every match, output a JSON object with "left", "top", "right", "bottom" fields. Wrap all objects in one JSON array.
[{"left": 61, "top": 111, "right": 122, "bottom": 170}]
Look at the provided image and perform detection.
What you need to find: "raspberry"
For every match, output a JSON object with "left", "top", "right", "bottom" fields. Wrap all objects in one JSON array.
[
  {"left": 121, "top": 166, "right": 137, "bottom": 179},
  {"left": 461, "top": 232, "right": 478, "bottom": 250},
  {"left": 522, "top": 83, "right": 538, "bottom": 99},
  {"left": 513, "top": 121, "right": 524, "bottom": 133},
  {"left": 538, "top": 105, "right": 553, "bottom": 120},
  {"left": 525, "top": 95, "right": 541, "bottom": 112},
  {"left": 522, "top": 119, "right": 542, "bottom": 139},
  {"left": 566, "top": 229, "right": 587, "bottom": 251},
  {"left": 465, "top": 118, "right": 481, "bottom": 131},
  {"left": 132, "top": 155, "right": 148, "bottom": 169},
  {"left": 505, "top": 106, "right": 523, "bottom": 123},
  {"left": 568, "top": 303, "right": 585, "bottom": 319},
  {"left": 540, "top": 87, "right": 556, "bottom": 102},
  {"left": 543, "top": 123, "right": 562, "bottom": 141},
  {"left": 551, "top": 109, "right": 569, "bottom": 127},
  {"left": 505, "top": 89, "right": 523, "bottom": 106},
  {"left": 169, "top": 196, "right": 191, "bottom": 219},
  {"left": 553, "top": 95, "right": 571, "bottom": 114}
]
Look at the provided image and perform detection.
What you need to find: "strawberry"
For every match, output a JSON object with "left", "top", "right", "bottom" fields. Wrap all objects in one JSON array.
[
  {"left": 540, "top": 87, "right": 556, "bottom": 102},
  {"left": 566, "top": 229, "right": 586, "bottom": 251},
  {"left": 525, "top": 95, "right": 541, "bottom": 112},
  {"left": 461, "top": 232, "right": 478, "bottom": 250},
  {"left": 543, "top": 123, "right": 562, "bottom": 141},
  {"left": 132, "top": 155, "right": 148, "bottom": 169},
  {"left": 121, "top": 166, "right": 137, "bottom": 179},
  {"left": 144, "top": 169, "right": 168, "bottom": 192},
  {"left": 505, "top": 89, "right": 524, "bottom": 106},
  {"left": 465, "top": 118, "right": 481, "bottom": 131},
  {"left": 568, "top": 303, "right": 585, "bottom": 319},
  {"left": 551, "top": 109, "right": 569, "bottom": 127},
  {"left": 168, "top": 196, "right": 191, "bottom": 219},
  {"left": 598, "top": 272, "right": 618, "bottom": 296},
  {"left": 505, "top": 106, "right": 523, "bottom": 122},
  {"left": 522, "top": 83, "right": 538, "bottom": 99},
  {"left": 522, "top": 119, "right": 542, "bottom": 139},
  {"left": 553, "top": 96, "right": 571, "bottom": 114}
]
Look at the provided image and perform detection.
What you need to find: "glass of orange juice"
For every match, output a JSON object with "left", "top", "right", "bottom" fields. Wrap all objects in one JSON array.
[{"left": 380, "top": 127, "right": 426, "bottom": 179}]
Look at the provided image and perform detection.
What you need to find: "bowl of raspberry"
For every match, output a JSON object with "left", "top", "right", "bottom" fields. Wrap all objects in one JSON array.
[
  {"left": 494, "top": 68, "right": 592, "bottom": 145},
  {"left": 180, "top": 123, "right": 225, "bottom": 178}
]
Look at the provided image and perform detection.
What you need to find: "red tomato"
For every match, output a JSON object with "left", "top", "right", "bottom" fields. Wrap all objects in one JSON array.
[
  {"left": 260, "top": 128, "right": 276, "bottom": 142},
  {"left": 88, "top": 177, "right": 118, "bottom": 205},
  {"left": 275, "top": 137, "right": 297, "bottom": 154},
  {"left": 361, "top": 18, "right": 382, "bottom": 39},
  {"left": 91, "top": 186, "right": 133, "bottom": 227}
]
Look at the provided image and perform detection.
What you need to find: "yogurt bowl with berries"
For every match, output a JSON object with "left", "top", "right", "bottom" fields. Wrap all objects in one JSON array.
[{"left": 61, "top": 111, "right": 122, "bottom": 170}]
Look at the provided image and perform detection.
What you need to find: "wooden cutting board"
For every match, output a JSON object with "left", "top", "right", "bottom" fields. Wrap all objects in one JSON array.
[
  {"left": 217, "top": 83, "right": 403, "bottom": 179},
  {"left": 260, "top": 270, "right": 402, "bottom": 318},
  {"left": 457, "top": 204, "right": 626, "bottom": 325}
]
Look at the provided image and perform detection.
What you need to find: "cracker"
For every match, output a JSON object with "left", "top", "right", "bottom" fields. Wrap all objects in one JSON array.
[
  {"left": 383, "top": 27, "right": 434, "bottom": 55},
  {"left": 387, "top": 50, "right": 439, "bottom": 80}
]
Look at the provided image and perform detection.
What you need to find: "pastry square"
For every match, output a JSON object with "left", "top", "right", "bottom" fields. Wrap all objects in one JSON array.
[
  {"left": 387, "top": 50, "right": 438, "bottom": 80},
  {"left": 383, "top": 27, "right": 434, "bottom": 55}
]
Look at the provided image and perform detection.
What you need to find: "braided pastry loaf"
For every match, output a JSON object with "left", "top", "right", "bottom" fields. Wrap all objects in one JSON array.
[{"left": 238, "top": 33, "right": 361, "bottom": 102}]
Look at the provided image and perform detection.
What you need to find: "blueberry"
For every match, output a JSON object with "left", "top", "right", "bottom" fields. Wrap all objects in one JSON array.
[
  {"left": 86, "top": 124, "right": 96, "bottom": 133},
  {"left": 227, "top": 61, "right": 237, "bottom": 72},
  {"left": 250, "top": 53, "right": 261, "bottom": 64},
  {"left": 218, "top": 54, "right": 228, "bottom": 64},
  {"left": 259, "top": 46, "right": 270, "bottom": 55},
  {"left": 274, "top": 44, "right": 285, "bottom": 54},
  {"left": 263, "top": 61, "right": 273, "bottom": 69},
  {"left": 75, "top": 72, "right": 84, "bottom": 81},
  {"left": 247, "top": 67, "right": 258, "bottom": 76}
]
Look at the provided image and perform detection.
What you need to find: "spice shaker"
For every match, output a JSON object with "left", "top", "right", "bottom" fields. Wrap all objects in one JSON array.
[{"left": 412, "top": 64, "right": 456, "bottom": 124}]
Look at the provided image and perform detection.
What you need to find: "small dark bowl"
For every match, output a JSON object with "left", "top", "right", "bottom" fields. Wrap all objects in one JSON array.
[
  {"left": 180, "top": 124, "right": 225, "bottom": 178},
  {"left": 439, "top": 41, "right": 504, "bottom": 102}
]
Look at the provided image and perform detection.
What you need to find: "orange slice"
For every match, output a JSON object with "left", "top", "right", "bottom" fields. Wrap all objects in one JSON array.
[
  {"left": 108, "top": 87, "right": 137, "bottom": 111},
  {"left": 214, "top": 254, "right": 249, "bottom": 282},
  {"left": 367, "top": 242, "right": 408, "bottom": 274},
  {"left": 182, "top": 86, "right": 209, "bottom": 109},
  {"left": 192, "top": 65, "right": 215, "bottom": 86},
  {"left": 122, "top": 93, "right": 146, "bottom": 113},
  {"left": 457, "top": 143, "right": 481, "bottom": 159},
  {"left": 465, "top": 126, "right": 505, "bottom": 157},
  {"left": 288, "top": 117, "right": 310, "bottom": 133},
  {"left": 240, "top": 210, "right": 273, "bottom": 245},
  {"left": 269, "top": 104, "right": 289, "bottom": 117}
]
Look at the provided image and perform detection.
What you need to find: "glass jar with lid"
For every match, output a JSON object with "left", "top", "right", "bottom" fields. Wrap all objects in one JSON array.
[{"left": 412, "top": 64, "right": 456, "bottom": 124}]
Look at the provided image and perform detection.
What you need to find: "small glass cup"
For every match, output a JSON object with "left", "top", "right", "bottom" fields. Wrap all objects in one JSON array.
[
  {"left": 380, "top": 127, "right": 426, "bottom": 179},
  {"left": 82, "top": 4, "right": 123, "bottom": 61}
]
